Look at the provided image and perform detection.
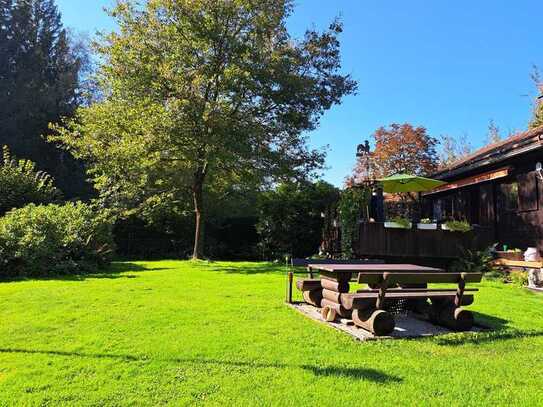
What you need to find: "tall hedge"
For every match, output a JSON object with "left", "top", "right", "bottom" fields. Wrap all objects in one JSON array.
[
  {"left": 0, "top": 203, "right": 115, "bottom": 278},
  {"left": 256, "top": 181, "right": 340, "bottom": 259}
]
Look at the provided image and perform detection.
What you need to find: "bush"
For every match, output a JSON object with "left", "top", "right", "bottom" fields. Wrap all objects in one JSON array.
[
  {"left": 256, "top": 181, "right": 340, "bottom": 259},
  {"left": 0, "top": 145, "right": 61, "bottom": 215},
  {"left": 449, "top": 245, "right": 496, "bottom": 274},
  {"left": 0, "top": 203, "right": 115, "bottom": 278}
]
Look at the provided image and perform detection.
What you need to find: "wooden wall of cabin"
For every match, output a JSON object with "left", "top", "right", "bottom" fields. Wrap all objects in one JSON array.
[
  {"left": 495, "top": 168, "right": 542, "bottom": 253},
  {"left": 425, "top": 157, "right": 543, "bottom": 255}
]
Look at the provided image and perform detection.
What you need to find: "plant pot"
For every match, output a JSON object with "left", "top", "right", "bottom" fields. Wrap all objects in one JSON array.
[
  {"left": 441, "top": 224, "right": 451, "bottom": 231},
  {"left": 384, "top": 222, "right": 412, "bottom": 229},
  {"left": 417, "top": 223, "right": 437, "bottom": 230}
]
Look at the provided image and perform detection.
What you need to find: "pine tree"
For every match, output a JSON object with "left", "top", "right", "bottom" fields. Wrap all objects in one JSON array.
[{"left": 0, "top": 0, "right": 90, "bottom": 198}]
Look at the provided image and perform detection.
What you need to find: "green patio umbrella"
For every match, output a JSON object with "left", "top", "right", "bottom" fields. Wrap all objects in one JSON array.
[{"left": 377, "top": 173, "right": 446, "bottom": 193}]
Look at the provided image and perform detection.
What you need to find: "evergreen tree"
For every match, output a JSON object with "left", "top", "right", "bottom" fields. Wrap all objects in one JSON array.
[{"left": 0, "top": 0, "right": 90, "bottom": 198}]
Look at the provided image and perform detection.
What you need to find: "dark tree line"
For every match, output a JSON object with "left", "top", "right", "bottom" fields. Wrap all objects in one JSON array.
[{"left": 0, "top": 0, "right": 90, "bottom": 198}]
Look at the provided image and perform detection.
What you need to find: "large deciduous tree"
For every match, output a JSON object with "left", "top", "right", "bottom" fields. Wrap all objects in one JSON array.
[
  {"left": 0, "top": 0, "right": 90, "bottom": 198},
  {"left": 51, "top": 0, "right": 356, "bottom": 259},
  {"left": 370, "top": 123, "right": 439, "bottom": 178}
]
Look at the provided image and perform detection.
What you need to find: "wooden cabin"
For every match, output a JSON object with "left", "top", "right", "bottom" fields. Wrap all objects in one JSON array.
[{"left": 423, "top": 125, "right": 543, "bottom": 254}]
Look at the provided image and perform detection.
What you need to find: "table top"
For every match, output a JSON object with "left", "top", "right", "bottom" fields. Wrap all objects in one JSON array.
[{"left": 307, "top": 263, "right": 444, "bottom": 273}]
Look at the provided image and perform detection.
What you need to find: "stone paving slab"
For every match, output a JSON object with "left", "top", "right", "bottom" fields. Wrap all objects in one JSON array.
[{"left": 288, "top": 302, "right": 485, "bottom": 341}]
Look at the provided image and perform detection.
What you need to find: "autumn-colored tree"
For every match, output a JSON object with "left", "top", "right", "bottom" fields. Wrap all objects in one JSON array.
[{"left": 369, "top": 123, "right": 439, "bottom": 178}]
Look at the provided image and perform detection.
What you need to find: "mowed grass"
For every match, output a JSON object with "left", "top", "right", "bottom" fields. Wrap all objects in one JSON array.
[{"left": 1, "top": 261, "right": 543, "bottom": 406}]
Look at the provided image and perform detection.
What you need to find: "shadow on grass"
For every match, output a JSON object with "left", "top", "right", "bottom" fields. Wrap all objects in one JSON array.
[
  {"left": 0, "top": 262, "right": 170, "bottom": 283},
  {"left": 0, "top": 348, "right": 401, "bottom": 383},
  {"left": 472, "top": 311, "right": 510, "bottom": 331},
  {"left": 435, "top": 329, "right": 543, "bottom": 346},
  {"left": 206, "top": 263, "right": 284, "bottom": 275},
  {"left": 304, "top": 365, "right": 401, "bottom": 383}
]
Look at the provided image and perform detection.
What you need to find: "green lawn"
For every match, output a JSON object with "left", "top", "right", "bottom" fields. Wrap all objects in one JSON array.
[{"left": 1, "top": 261, "right": 542, "bottom": 406}]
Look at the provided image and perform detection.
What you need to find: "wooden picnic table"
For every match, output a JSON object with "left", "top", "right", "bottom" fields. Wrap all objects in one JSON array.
[
  {"left": 307, "top": 263, "right": 443, "bottom": 283},
  {"left": 295, "top": 263, "right": 481, "bottom": 335}
]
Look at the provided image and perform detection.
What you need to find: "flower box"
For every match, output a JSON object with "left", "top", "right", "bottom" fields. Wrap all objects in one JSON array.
[
  {"left": 384, "top": 221, "right": 412, "bottom": 229},
  {"left": 417, "top": 223, "right": 437, "bottom": 230}
]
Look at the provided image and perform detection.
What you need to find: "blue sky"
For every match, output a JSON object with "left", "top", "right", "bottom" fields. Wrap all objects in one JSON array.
[{"left": 57, "top": 0, "right": 543, "bottom": 186}]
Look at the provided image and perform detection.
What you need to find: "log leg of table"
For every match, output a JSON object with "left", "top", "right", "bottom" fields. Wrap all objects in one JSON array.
[
  {"left": 321, "top": 305, "right": 337, "bottom": 322},
  {"left": 302, "top": 289, "right": 323, "bottom": 307},
  {"left": 320, "top": 298, "right": 352, "bottom": 319},
  {"left": 352, "top": 308, "right": 395, "bottom": 336},
  {"left": 429, "top": 302, "right": 474, "bottom": 331}
]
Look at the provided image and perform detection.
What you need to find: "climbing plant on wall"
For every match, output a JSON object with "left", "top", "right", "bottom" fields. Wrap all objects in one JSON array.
[{"left": 337, "top": 187, "right": 371, "bottom": 258}]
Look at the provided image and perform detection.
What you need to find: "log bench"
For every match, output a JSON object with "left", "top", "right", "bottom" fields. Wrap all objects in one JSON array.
[
  {"left": 286, "top": 258, "right": 384, "bottom": 303},
  {"left": 339, "top": 271, "right": 482, "bottom": 335}
]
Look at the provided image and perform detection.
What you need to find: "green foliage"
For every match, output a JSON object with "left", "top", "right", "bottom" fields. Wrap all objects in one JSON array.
[
  {"left": 0, "top": 202, "right": 115, "bottom": 277},
  {"left": 0, "top": 145, "right": 61, "bottom": 215},
  {"left": 419, "top": 218, "right": 433, "bottom": 224},
  {"left": 256, "top": 181, "right": 339, "bottom": 259},
  {"left": 0, "top": 0, "right": 91, "bottom": 198},
  {"left": 531, "top": 104, "right": 543, "bottom": 129},
  {"left": 51, "top": 0, "right": 356, "bottom": 258},
  {"left": 444, "top": 220, "right": 472, "bottom": 232},
  {"left": 338, "top": 187, "right": 371, "bottom": 258},
  {"left": 449, "top": 245, "right": 496, "bottom": 274},
  {"left": 509, "top": 271, "right": 529, "bottom": 287},
  {"left": 389, "top": 216, "right": 411, "bottom": 228}
]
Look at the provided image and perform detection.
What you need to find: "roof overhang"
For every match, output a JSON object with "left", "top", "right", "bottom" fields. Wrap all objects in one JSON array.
[
  {"left": 423, "top": 166, "right": 511, "bottom": 196},
  {"left": 433, "top": 129, "right": 543, "bottom": 180}
]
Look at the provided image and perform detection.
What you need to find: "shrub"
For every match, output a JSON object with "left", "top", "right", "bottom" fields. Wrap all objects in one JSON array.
[
  {"left": 0, "top": 202, "right": 115, "bottom": 278},
  {"left": 389, "top": 216, "right": 411, "bottom": 228},
  {"left": 338, "top": 187, "right": 371, "bottom": 258},
  {"left": 256, "top": 181, "right": 340, "bottom": 259},
  {"left": 449, "top": 245, "right": 496, "bottom": 274},
  {"left": 0, "top": 145, "right": 61, "bottom": 215},
  {"left": 444, "top": 220, "right": 472, "bottom": 232}
]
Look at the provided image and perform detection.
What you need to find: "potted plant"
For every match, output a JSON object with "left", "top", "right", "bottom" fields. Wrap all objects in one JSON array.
[
  {"left": 441, "top": 220, "right": 472, "bottom": 232},
  {"left": 417, "top": 218, "right": 437, "bottom": 230},
  {"left": 384, "top": 216, "right": 412, "bottom": 229}
]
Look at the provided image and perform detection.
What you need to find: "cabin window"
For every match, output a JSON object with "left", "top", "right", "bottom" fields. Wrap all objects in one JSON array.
[{"left": 498, "top": 181, "right": 519, "bottom": 212}]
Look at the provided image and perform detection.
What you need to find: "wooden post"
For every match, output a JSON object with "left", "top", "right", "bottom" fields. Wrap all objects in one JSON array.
[
  {"left": 454, "top": 273, "right": 466, "bottom": 307},
  {"left": 287, "top": 271, "right": 293, "bottom": 303},
  {"left": 375, "top": 273, "right": 389, "bottom": 310}
]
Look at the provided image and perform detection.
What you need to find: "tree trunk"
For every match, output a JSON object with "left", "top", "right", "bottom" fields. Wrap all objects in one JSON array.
[{"left": 192, "top": 171, "right": 205, "bottom": 260}]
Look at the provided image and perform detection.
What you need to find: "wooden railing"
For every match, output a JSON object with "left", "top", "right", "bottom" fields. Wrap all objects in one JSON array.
[{"left": 354, "top": 222, "right": 495, "bottom": 261}]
